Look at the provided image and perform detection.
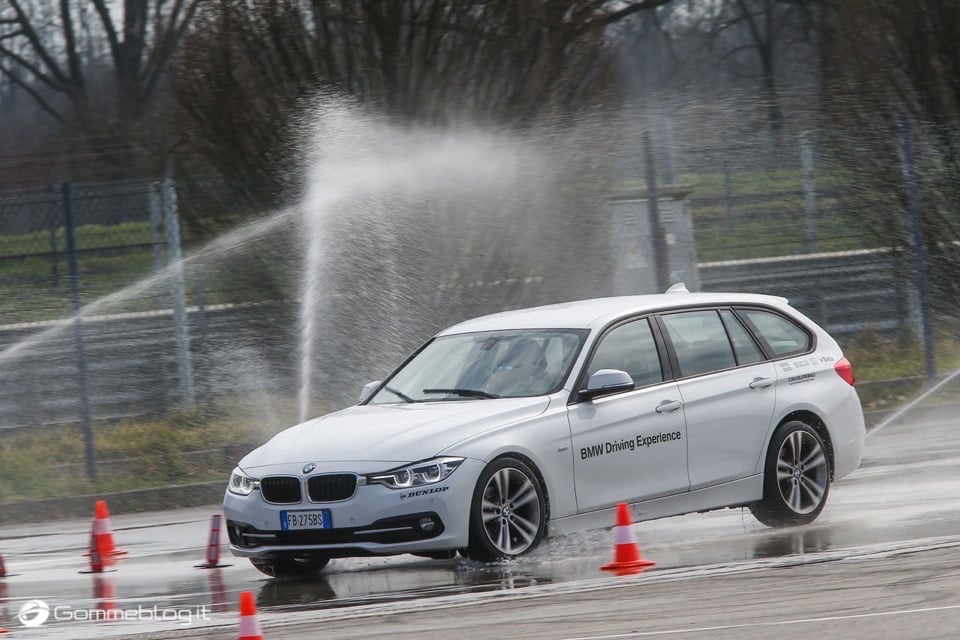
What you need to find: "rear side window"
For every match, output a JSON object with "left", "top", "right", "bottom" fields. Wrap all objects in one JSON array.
[
  {"left": 740, "top": 309, "right": 811, "bottom": 356},
  {"left": 719, "top": 309, "right": 765, "bottom": 365},
  {"left": 660, "top": 310, "right": 736, "bottom": 377}
]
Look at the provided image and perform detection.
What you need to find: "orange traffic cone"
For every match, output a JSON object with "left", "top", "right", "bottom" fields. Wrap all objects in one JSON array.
[
  {"left": 86, "top": 500, "right": 126, "bottom": 560},
  {"left": 196, "top": 514, "right": 229, "bottom": 569},
  {"left": 86, "top": 521, "right": 105, "bottom": 573},
  {"left": 237, "top": 591, "right": 263, "bottom": 640},
  {"left": 600, "top": 503, "right": 655, "bottom": 575},
  {"left": 0, "top": 552, "right": 18, "bottom": 578}
]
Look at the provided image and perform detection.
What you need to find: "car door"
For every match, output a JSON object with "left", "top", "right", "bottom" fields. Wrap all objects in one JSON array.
[
  {"left": 658, "top": 308, "right": 778, "bottom": 490},
  {"left": 567, "top": 317, "right": 689, "bottom": 512}
]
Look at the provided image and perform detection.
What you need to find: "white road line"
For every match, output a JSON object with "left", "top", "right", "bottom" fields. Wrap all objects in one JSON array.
[{"left": 562, "top": 603, "right": 960, "bottom": 639}]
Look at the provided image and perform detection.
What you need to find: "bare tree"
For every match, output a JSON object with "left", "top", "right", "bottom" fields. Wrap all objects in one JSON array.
[
  {"left": 696, "top": 0, "right": 817, "bottom": 141},
  {"left": 173, "top": 0, "right": 671, "bottom": 219},
  {"left": 816, "top": 0, "right": 960, "bottom": 313},
  {"left": 0, "top": 0, "right": 200, "bottom": 123}
]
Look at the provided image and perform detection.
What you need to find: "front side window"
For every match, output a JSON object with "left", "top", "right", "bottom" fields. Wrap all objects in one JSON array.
[
  {"left": 586, "top": 318, "right": 663, "bottom": 388},
  {"left": 740, "top": 309, "right": 811, "bottom": 356},
  {"left": 369, "top": 329, "right": 587, "bottom": 403},
  {"left": 660, "top": 310, "right": 737, "bottom": 377}
]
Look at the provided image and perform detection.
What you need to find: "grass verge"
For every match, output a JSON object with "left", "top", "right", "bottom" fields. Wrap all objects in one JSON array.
[{"left": 0, "top": 407, "right": 284, "bottom": 504}]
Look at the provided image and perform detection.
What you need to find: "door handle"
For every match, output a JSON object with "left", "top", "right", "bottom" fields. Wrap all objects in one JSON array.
[
  {"left": 749, "top": 377, "right": 774, "bottom": 389},
  {"left": 655, "top": 399, "right": 682, "bottom": 413}
]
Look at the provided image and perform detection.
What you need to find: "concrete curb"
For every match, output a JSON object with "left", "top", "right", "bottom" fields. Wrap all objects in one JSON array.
[{"left": 0, "top": 480, "right": 226, "bottom": 525}]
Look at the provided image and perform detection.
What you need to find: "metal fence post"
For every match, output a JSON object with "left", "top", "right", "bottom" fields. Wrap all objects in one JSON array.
[
  {"left": 47, "top": 183, "right": 60, "bottom": 286},
  {"left": 148, "top": 184, "right": 168, "bottom": 310},
  {"left": 898, "top": 113, "right": 935, "bottom": 384},
  {"left": 660, "top": 112, "right": 676, "bottom": 185},
  {"left": 161, "top": 174, "right": 196, "bottom": 405},
  {"left": 800, "top": 131, "right": 819, "bottom": 254},
  {"left": 62, "top": 182, "right": 97, "bottom": 480},
  {"left": 722, "top": 145, "right": 734, "bottom": 231},
  {"left": 643, "top": 130, "right": 669, "bottom": 291}
]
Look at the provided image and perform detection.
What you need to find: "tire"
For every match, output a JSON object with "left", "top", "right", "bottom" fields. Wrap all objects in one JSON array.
[
  {"left": 751, "top": 420, "right": 831, "bottom": 527},
  {"left": 250, "top": 554, "right": 330, "bottom": 578},
  {"left": 462, "top": 456, "right": 548, "bottom": 562}
]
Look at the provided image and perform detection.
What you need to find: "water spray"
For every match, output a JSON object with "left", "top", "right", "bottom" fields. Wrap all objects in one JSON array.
[{"left": 868, "top": 366, "right": 960, "bottom": 436}]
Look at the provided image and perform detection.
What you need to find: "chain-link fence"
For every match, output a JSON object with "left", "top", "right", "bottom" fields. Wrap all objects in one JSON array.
[{"left": 1, "top": 115, "right": 957, "bottom": 504}]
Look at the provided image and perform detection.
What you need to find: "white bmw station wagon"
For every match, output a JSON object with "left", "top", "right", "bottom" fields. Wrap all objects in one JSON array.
[{"left": 224, "top": 286, "right": 865, "bottom": 577}]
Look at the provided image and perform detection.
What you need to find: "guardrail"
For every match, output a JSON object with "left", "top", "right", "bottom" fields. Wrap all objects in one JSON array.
[
  {"left": 699, "top": 247, "right": 909, "bottom": 337},
  {"left": 0, "top": 246, "right": 934, "bottom": 433}
]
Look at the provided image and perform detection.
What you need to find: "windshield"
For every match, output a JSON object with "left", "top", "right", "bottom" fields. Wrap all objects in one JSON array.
[{"left": 369, "top": 329, "right": 588, "bottom": 403}]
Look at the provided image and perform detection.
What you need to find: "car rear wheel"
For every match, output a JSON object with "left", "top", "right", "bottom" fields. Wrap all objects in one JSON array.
[
  {"left": 250, "top": 554, "right": 330, "bottom": 578},
  {"left": 462, "top": 457, "right": 547, "bottom": 562},
  {"left": 751, "top": 420, "right": 830, "bottom": 527}
]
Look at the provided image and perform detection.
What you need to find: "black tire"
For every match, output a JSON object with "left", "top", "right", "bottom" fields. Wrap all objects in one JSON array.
[
  {"left": 250, "top": 555, "right": 330, "bottom": 578},
  {"left": 751, "top": 420, "right": 831, "bottom": 527},
  {"left": 461, "top": 456, "right": 547, "bottom": 562}
]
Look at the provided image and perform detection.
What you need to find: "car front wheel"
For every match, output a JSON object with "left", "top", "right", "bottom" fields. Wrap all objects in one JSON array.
[
  {"left": 462, "top": 456, "right": 547, "bottom": 562},
  {"left": 250, "top": 554, "right": 330, "bottom": 578},
  {"left": 751, "top": 420, "right": 831, "bottom": 527}
]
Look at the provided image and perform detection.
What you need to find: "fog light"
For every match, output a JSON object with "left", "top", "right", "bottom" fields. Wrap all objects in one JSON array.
[{"left": 418, "top": 516, "right": 437, "bottom": 533}]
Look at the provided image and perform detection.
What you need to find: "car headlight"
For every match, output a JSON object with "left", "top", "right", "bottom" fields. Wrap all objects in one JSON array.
[
  {"left": 228, "top": 467, "right": 260, "bottom": 495},
  {"left": 367, "top": 457, "right": 464, "bottom": 489}
]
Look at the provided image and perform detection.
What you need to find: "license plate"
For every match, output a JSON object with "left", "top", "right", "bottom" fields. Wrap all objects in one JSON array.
[{"left": 280, "top": 510, "right": 331, "bottom": 530}]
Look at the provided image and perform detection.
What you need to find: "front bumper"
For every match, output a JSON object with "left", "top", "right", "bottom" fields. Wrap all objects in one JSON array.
[
  {"left": 227, "top": 511, "right": 449, "bottom": 558},
  {"left": 222, "top": 458, "right": 481, "bottom": 558}
]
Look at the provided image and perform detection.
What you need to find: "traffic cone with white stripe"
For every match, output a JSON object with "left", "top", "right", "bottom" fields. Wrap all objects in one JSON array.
[
  {"left": 600, "top": 503, "right": 655, "bottom": 575},
  {"left": 237, "top": 591, "right": 263, "bottom": 640},
  {"left": 196, "top": 514, "right": 230, "bottom": 569},
  {"left": 85, "top": 520, "right": 105, "bottom": 573},
  {"left": 0, "top": 552, "right": 20, "bottom": 579},
  {"left": 90, "top": 500, "right": 126, "bottom": 560}
]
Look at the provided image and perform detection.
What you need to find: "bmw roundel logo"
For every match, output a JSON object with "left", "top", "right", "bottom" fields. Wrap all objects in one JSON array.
[{"left": 302, "top": 463, "right": 316, "bottom": 474}]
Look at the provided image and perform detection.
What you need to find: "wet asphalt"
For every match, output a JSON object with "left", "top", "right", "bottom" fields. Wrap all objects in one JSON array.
[{"left": 0, "top": 407, "right": 958, "bottom": 638}]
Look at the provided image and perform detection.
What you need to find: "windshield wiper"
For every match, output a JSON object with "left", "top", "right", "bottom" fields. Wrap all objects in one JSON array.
[
  {"left": 422, "top": 388, "right": 499, "bottom": 400},
  {"left": 383, "top": 385, "right": 416, "bottom": 403}
]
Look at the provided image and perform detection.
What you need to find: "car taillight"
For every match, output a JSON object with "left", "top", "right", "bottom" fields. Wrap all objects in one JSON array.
[{"left": 834, "top": 357, "right": 856, "bottom": 386}]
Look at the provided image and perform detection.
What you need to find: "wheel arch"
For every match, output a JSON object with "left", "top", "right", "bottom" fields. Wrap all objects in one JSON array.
[
  {"left": 776, "top": 410, "right": 835, "bottom": 480},
  {"left": 485, "top": 452, "right": 552, "bottom": 526}
]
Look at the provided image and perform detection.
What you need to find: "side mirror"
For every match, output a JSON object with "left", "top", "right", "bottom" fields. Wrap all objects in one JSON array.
[
  {"left": 359, "top": 381, "right": 382, "bottom": 403},
  {"left": 580, "top": 369, "right": 635, "bottom": 401}
]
